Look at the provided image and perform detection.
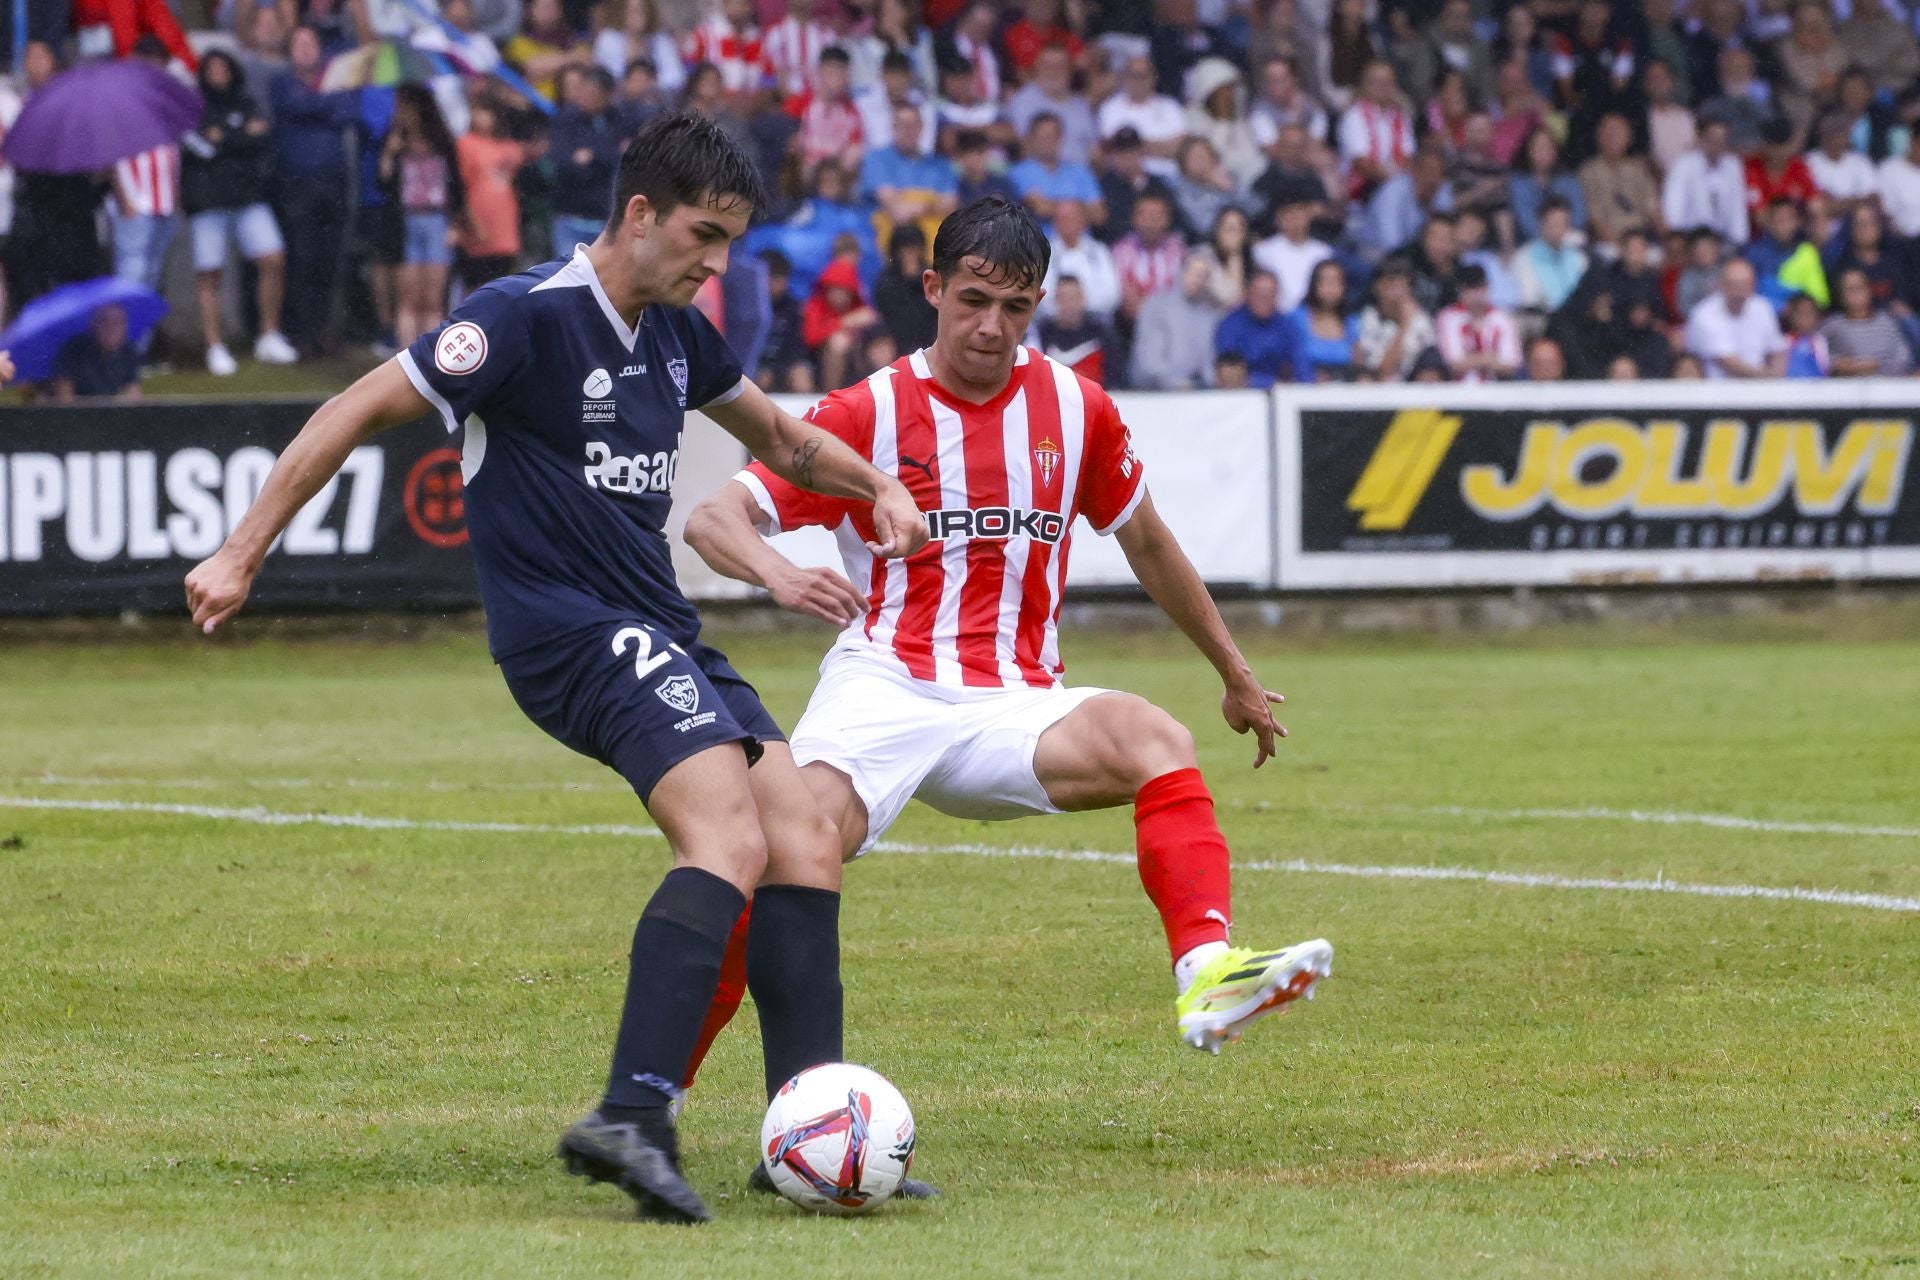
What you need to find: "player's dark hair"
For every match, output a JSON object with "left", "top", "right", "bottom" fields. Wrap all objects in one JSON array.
[
  {"left": 608, "top": 110, "right": 765, "bottom": 229},
  {"left": 931, "top": 196, "right": 1051, "bottom": 292},
  {"left": 819, "top": 44, "right": 851, "bottom": 66}
]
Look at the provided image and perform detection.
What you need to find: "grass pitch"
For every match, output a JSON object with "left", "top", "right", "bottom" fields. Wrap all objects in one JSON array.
[{"left": 3, "top": 604, "right": 1919, "bottom": 1279}]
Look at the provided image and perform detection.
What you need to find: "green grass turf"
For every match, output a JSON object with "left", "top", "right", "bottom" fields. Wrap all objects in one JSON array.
[{"left": 2, "top": 607, "right": 1918, "bottom": 1278}]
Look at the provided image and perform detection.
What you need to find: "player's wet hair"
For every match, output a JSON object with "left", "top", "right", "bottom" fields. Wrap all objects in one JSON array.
[
  {"left": 608, "top": 111, "right": 765, "bottom": 231},
  {"left": 931, "top": 196, "right": 1051, "bottom": 292}
]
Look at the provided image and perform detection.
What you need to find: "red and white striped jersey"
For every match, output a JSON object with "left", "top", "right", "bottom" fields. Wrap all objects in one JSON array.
[
  {"left": 682, "top": 15, "right": 769, "bottom": 95},
  {"left": 762, "top": 16, "right": 832, "bottom": 97},
  {"left": 114, "top": 143, "right": 179, "bottom": 217},
  {"left": 737, "top": 347, "right": 1145, "bottom": 689}
]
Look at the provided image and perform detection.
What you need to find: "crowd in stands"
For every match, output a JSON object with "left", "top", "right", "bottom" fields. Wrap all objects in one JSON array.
[{"left": 9, "top": 0, "right": 1920, "bottom": 393}]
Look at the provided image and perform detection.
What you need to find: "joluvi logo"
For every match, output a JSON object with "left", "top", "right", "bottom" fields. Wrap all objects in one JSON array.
[{"left": 1345, "top": 410, "right": 1912, "bottom": 530}]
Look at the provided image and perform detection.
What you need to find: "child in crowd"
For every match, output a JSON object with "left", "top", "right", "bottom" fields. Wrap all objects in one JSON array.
[
  {"left": 1035, "top": 274, "right": 1117, "bottom": 384},
  {"left": 757, "top": 249, "right": 813, "bottom": 392},
  {"left": 1782, "top": 293, "right": 1832, "bottom": 378},
  {"left": 455, "top": 98, "right": 528, "bottom": 296},
  {"left": 381, "top": 85, "right": 466, "bottom": 348},
  {"left": 801, "top": 254, "right": 878, "bottom": 392}
]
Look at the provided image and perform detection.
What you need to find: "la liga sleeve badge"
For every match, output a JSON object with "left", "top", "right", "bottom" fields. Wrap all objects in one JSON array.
[{"left": 434, "top": 322, "right": 488, "bottom": 376}]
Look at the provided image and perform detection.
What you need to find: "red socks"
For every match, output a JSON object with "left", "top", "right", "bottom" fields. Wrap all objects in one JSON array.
[
  {"left": 683, "top": 769, "right": 1235, "bottom": 1088},
  {"left": 1133, "top": 768, "right": 1234, "bottom": 965},
  {"left": 680, "top": 901, "right": 751, "bottom": 1089}
]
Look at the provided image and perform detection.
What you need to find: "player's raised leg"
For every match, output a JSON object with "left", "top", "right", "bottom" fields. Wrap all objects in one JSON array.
[
  {"left": 557, "top": 742, "right": 764, "bottom": 1224},
  {"left": 1033, "top": 692, "right": 1332, "bottom": 1054}
]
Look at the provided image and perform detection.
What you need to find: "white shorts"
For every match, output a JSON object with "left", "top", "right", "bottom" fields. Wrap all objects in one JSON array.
[{"left": 788, "top": 647, "right": 1114, "bottom": 855}]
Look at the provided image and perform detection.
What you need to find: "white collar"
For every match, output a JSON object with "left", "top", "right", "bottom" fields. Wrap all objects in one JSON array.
[{"left": 537, "top": 245, "right": 643, "bottom": 351}]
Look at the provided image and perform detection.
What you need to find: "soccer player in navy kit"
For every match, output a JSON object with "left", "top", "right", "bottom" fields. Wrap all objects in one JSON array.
[{"left": 183, "top": 114, "right": 926, "bottom": 1224}]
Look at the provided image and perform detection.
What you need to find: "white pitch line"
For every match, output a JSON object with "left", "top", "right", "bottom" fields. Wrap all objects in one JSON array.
[
  {"left": 4, "top": 794, "right": 1918, "bottom": 916},
  {"left": 0, "top": 795, "right": 660, "bottom": 839},
  {"left": 11, "top": 776, "right": 1920, "bottom": 840},
  {"left": 1363, "top": 803, "right": 1920, "bottom": 841},
  {"left": 14, "top": 772, "right": 630, "bottom": 794}
]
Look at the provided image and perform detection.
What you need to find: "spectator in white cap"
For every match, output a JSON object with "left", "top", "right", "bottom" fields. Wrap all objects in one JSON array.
[{"left": 1184, "top": 57, "right": 1263, "bottom": 189}]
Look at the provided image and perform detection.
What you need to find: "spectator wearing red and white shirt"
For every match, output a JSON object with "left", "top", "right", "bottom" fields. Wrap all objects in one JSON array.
[
  {"left": 1435, "top": 264, "right": 1521, "bottom": 383},
  {"left": 788, "top": 46, "right": 864, "bottom": 176},
  {"left": 111, "top": 142, "right": 180, "bottom": 293},
  {"left": 683, "top": 0, "right": 769, "bottom": 98},
  {"left": 948, "top": 2, "right": 1002, "bottom": 106},
  {"left": 1110, "top": 191, "right": 1186, "bottom": 323},
  {"left": 763, "top": 0, "right": 834, "bottom": 97},
  {"left": 1337, "top": 60, "right": 1415, "bottom": 200},
  {"left": 107, "top": 37, "right": 181, "bottom": 296}
]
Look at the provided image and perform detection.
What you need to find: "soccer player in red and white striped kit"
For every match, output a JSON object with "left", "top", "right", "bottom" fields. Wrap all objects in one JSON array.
[{"left": 685, "top": 196, "right": 1331, "bottom": 1114}]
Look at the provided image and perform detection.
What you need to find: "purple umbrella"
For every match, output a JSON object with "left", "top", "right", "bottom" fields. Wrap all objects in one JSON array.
[{"left": 3, "top": 59, "right": 203, "bottom": 174}]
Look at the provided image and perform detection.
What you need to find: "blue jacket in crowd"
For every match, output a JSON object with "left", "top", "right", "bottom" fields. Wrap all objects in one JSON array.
[
  {"left": 548, "top": 105, "right": 629, "bottom": 220},
  {"left": 269, "top": 72, "right": 357, "bottom": 182},
  {"left": 1214, "top": 305, "right": 1294, "bottom": 388}
]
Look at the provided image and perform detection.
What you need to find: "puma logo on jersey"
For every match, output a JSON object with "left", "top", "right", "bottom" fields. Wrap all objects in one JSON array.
[
  {"left": 584, "top": 442, "right": 679, "bottom": 495},
  {"left": 925, "top": 507, "right": 1067, "bottom": 544},
  {"left": 898, "top": 454, "right": 936, "bottom": 483}
]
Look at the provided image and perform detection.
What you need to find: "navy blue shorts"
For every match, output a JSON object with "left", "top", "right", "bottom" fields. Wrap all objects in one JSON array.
[{"left": 498, "top": 621, "right": 785, "bottom": 804}]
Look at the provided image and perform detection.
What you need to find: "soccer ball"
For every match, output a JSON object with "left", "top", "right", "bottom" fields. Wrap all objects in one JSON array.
[{"left": 759, "top": 1062, "right": 916, "bottom": 1215}]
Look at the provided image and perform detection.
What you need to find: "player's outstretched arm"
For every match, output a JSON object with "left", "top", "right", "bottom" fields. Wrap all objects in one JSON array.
[
  {"left": 1113, "top": 494, "right": 1288, "bottom": 768},
  {"left": 684, "top": 483, "right": 869, "bottom": 626},
  {"left": 703, "top": 379, "right": 927, "bottom": 559},
  {"left": 184, "top": 360, "right": 434, "bottom": 633}
]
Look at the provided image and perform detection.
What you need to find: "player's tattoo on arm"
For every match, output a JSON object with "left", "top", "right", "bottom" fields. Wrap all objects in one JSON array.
[{"left": 792, "top": 435, "right": 822, "bottom": 489}]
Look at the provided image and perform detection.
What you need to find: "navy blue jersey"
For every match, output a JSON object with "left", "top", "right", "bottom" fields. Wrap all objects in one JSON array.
[{"left": 399, "top": 249, "right": 745, "bottom": 658}]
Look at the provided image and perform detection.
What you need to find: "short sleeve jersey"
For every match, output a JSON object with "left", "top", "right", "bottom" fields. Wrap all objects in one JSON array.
[
  {"left": 400, "top": 248, "right": 745, "bottom": 658},
  {"left": 737, "top": 347, "right": 1144, "bottom": 689}
]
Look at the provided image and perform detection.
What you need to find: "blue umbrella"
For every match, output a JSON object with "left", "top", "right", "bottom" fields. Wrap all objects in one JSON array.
[
  {"left": 4, "top": 58, "right": 202, "bottom": 173},
  {"left": 0, "top": 277, "right": 168, "bottom": 383}
]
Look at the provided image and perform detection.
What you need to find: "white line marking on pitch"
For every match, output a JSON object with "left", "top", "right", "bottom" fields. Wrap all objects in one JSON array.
[
  {"left": 0, "top": 795, "right": 660, "bottom": 839},
  {"left": 12, "top": 775, "right": 1920, "bottom": 840},
  {"left": 16, "top": 772, "right": 629, "bottom": 794},
  {"left": 4, "top": 794, "right": 1917, "bottom": 916},
  {"left": 1361, "top": 803, "right": 1920, "bottom": 840}
]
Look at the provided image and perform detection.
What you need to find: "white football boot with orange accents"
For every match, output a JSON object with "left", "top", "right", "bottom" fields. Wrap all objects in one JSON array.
[{"left": 1175, "top": 938, "right": 1333, "bottom": 1054}]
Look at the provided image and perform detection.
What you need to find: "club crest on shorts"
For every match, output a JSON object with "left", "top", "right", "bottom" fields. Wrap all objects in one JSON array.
[
  {"left": 655, "top": 673, "right": 699, "bottom": 715},
  {"left": 1034, "top": 437, "right": 1061, "bottom": 487}
]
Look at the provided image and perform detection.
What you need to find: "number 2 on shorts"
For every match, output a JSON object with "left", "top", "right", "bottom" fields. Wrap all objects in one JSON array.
[{"left": 612, "top": 625, "right": 687, "bottom": 682}]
